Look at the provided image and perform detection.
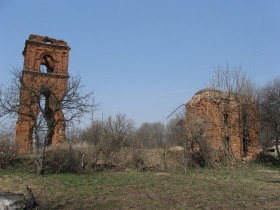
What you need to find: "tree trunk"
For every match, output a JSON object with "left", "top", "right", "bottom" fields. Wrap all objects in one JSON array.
[
  {"left": 36, "top": 153, "right": 44, "bottom": 175},
  {"left": 275, "top": 139, "right": 280, "bottom": 167}
]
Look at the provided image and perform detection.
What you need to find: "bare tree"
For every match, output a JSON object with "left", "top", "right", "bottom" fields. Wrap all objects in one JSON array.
[
  {"left": 79, "top": 120, "right": 104, "bottom": 146},
  {"left": 0, "top": 69, "right": 96, "bottom": 174},
  {"left": 165, "top": 108, "right": 186, "bottom": 147},
  {"left": 77, "top": 113, "right": 135, "bottom": 151},
  {"left": 0, "top": 124, "right": 16, "bottom": 169},
  {"left": 209, "top": 63, "right": 256, "bottom": 98},
  {"left": 103, "top": 113, "right": 136, "bottom": 150},
  {"left": 209, "top": 64, "right": 258, "bottom": 158},
  {"left": 66, "top": 126, "right": 83, "bottom": 144},
  {"left": 136, "top": 122, "right": 165, "bottom": 148},
  {"left": 258, "top": 76, "right": 280, "bottom": 166}
]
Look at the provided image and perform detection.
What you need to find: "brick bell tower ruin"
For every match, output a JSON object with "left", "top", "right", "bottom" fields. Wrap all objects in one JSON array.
[{"left": 16, "top": 34, "right": 70, "bottom": 153}]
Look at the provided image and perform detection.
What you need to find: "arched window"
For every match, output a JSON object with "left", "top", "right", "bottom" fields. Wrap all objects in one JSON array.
[{"left": 40, "top": 54, "right": 55, "bottom": 73}]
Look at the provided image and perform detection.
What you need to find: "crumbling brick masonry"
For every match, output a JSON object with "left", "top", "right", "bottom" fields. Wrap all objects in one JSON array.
[
  {"left": 185, "top": 89, "right": 259, "bottom": 160},
  {"left": 16, "top": 35, "right": 70, "bottom": 153}
]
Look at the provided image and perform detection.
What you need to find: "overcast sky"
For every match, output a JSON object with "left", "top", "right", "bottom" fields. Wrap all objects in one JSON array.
[{"left": 1, "top": 0, "right": 280, "bottom": 127}]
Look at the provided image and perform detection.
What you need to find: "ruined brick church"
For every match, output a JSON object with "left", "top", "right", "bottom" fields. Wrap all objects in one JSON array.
[
  {"left": 16, "top": 35, "right": 70, "bottom": 153},
  {"left": 185, "top": 89, "right": 259, "bottom": 160}
]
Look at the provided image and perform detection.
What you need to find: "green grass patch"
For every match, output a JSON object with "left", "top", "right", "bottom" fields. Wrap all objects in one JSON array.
[{"left": 0, "top": 162, "right": 279, "bottom": 209}]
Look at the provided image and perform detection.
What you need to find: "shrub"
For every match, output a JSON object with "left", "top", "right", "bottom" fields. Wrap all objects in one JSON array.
[
  {"left": 44, "top": 144, "right": 81, "bottom": 173},
  {"left": 0, "top": 139, "right": 16, "bottom": 169}
]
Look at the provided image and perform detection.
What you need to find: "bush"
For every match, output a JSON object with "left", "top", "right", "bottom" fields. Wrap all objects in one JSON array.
[
  {"left": 44, "top": 144, "right": 81, "bottom": 173},
  {"left": 181, "top": 147, "right": 237, "bottom": 170},
  {"left": 43, "top": 145, "right": 172, "bottom": 172},
  {"left": 257, "top": 151, "right": 279, "bottom": 166},
  {"left": 0, "top": 139, "right": 16, "bottom": 169}
]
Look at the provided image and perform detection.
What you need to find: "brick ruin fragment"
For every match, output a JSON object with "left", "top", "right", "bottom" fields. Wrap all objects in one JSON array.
[
  {"left": 185, "top": 89, "right": 260, "bottom": 160},
  {"left": 16, "top": 35, "right": 70, "bottom": 153}
]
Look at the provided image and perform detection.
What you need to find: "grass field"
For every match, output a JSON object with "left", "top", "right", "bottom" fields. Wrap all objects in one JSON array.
[{"left": 0, "top": 162, "right": 279, "bottom": 209}]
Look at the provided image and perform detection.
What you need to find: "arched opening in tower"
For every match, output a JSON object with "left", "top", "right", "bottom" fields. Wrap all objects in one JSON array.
[
  {"left": 40, "top": 54, "right": 55, "bottom": 73},
  {"left": 36, "top": 88, "right": 55, "bottom": 146}
]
